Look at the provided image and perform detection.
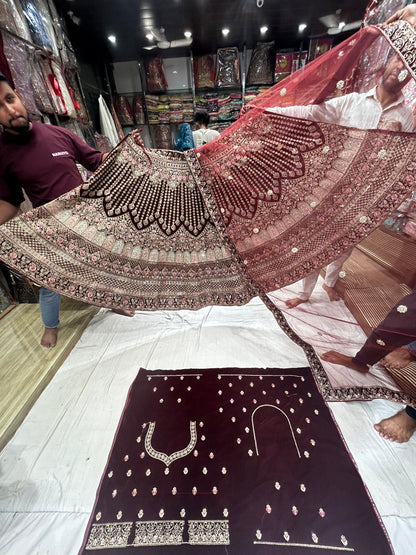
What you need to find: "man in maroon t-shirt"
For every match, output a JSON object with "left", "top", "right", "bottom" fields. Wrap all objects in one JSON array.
[{"left": 0, "top": 73, "right": 133, "bottom": 347}]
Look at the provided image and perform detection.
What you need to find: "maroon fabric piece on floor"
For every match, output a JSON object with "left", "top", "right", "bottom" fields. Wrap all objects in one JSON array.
[{"left": 79, "top": 367, "right": 392, "bottom": 554}]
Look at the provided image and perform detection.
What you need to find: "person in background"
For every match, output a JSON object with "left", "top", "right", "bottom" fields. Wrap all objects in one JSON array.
[
  {"left": 267, "top": 51, "right": 413, "bottom": 309},
  {"left": 174, "top": 122, "right": 195, "bottom": 151},
  {"left": 0, "top": 72, "right": 133, "bottom": 348},
  {"left": 192, "top": 110, "right": 220, "bottom": 147},
  {"left": 321, "top": 291, "right": 416, "bottom": 443}
]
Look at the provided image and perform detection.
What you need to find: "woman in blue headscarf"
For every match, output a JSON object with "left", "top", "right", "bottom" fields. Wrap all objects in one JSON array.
[{"left": 174, "top": 123, "right": 195, "bottom": 151}]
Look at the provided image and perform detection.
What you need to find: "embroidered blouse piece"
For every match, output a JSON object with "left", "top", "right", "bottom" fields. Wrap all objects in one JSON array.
[{"left": 79, "top": 367, "right": 393, "bottom": 553}]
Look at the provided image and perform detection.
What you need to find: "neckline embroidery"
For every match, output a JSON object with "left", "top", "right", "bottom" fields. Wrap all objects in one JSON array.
[{"left": 145, "top": 421, "right": 197, "bottom": 467}]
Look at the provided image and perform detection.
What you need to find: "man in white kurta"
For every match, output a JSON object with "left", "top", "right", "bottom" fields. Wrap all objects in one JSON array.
[{"left": 267, "top": 53, "right": 413, "bottom": 308}]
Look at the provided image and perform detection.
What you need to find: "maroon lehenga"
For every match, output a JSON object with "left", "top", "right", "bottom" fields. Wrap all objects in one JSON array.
[{"left": 1, "top": 22, "right": 416, "bottom": 404}]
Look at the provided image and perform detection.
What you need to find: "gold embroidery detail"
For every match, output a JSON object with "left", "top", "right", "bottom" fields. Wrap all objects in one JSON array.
[
  {"left": 86, "top": 522, "right": 133, "bottom": 549},
  {"left": 145, "top": 421, "right": 197, "bottom": 466},
  {"left": 188, "top": 520, "right": 230, "bottom": 545},
  {"left": 133, "top": 520, "right": 184, "bottom": 546}
]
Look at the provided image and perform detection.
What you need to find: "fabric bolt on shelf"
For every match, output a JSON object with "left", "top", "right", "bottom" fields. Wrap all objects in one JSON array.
[{"left": 79, "top": 367, "right": 393, "bottom": 554}]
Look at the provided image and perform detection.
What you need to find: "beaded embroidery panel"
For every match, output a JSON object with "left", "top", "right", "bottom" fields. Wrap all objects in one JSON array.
[
  {"left": 199, "top": 113, "right": 416, "bottom": 292},
  {"left": 79, "top": 367, "right": 393, "bottom": 554},
  {"left": 0, "top": 136, "right": 255, "bottom": 311}
]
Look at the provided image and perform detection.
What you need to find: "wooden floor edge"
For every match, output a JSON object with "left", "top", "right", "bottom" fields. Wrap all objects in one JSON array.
[{"left": 0, "top": 308, "right": 99, "bottom": 453}]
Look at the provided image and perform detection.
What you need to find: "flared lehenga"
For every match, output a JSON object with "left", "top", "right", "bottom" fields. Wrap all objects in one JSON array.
[{"left": 1, "top": 21, "right": 416, "bottom": 406}]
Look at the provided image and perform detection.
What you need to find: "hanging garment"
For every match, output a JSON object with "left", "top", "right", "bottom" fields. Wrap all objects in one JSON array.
[
  {"left": 98, "top": 94, "right": 120, "bottom": 148},
  {"left": 0, "top": 31, "right": 14, "bottom": 87},
  {"left": 246, "top": 41, "right": 275, "bottom": 86}
]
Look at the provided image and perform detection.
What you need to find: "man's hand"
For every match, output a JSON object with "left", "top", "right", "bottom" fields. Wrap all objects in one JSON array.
[
  {"left": 386, "top": 4, "right": 416, "bottom": 26},
  {"left": 380, "top": 346, "right": 415, "bottom": 370},
  {"left": 0, "top": 200, "right": 19, "bottom": 224}
]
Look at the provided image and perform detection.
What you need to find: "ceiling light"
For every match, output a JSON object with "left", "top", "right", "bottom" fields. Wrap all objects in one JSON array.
[
  {"left": 260, "top": 25, "right": 268, "bottom": 34},
  {"left": 222, "top": 28, "right": 230, "bottom": 36},
  {"left": 146, "top": 32, "right": 154, "bottom": 40},
  {"left": 67, "top": 11, "right": 81, "bottom": 26},
  {"left": 298, "top": 23, "right": 307, "bottom": 32},
  {"left": 108, "top": 35, "right": 116, "bottom": 44},
  {"left": 184, "top": 30, "right": 192, "bottom": 38},
  {"left": 338, "top": 21, "right": 346, "bottom": 30}
]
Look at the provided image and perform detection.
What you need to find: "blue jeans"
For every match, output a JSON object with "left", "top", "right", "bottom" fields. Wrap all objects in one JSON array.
[
  {"left": 406, "top": 406, "right": 416, "bottom": 420},
  {"left": 39, "top": 287, "right": 61, "bottom": 328}
]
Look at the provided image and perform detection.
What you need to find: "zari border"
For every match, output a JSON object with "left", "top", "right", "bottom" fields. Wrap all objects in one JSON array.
[
  {"left": 260, "top": 293, "right": 416, "bottom": 410},
  {"left": 132, "top": 520, "right": 184, "bottom": 546},
  {"left": 85, "top": 521, "right": 133, "bottom": 550},
  {"left": 378, "top": 20, "right": 416, "bottom": 80},
  {"left": 188, "top": 519, "right": 230, "bottom": 545}
]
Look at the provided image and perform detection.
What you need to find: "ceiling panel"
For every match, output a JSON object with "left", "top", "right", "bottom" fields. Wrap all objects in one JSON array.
[{"left": 54, "top": 0, "right": 369, "bottom": 63}]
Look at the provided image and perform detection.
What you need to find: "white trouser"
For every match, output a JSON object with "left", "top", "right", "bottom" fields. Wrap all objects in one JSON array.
[{"left": 297, "top": 250, "right": 353, "bottom": 300}]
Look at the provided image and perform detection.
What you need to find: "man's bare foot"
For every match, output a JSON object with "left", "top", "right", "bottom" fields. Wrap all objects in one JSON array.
[
  {"left": 41, "top": 327, "right": 58, "bottom": 348},
  {"left": 320, "top": 350, "right": 369, "bottom": 373},
  {"left": 374, "top": 410, "right": 416, "bottom": 443},
  {"left": 285, "top": 297, "right": 307, "bottom": 309},
  {"left": 322, "top": 283, "right": 341, "bottom": 301},
  {"left": 111, "top": 308, "right": 135, "bottom": 317}
]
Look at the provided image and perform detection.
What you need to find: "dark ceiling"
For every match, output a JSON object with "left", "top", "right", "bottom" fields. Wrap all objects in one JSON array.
[{"left": 54, "top": 0, "right": 369, "bottom": 63}]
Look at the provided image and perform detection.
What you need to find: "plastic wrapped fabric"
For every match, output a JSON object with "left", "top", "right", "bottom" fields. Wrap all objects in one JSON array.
[
  {"left": 308, "top": 38, "right": 333, "bottom": 61},
  {"left": 113, "top": 95, "right": 134, "bottom": 126},
  {"left": 194, "top": 55, "right": 215, "bottom": 88},
  {"left": 38, "top": 56, "right": 66, "bottom": 115},
  {"left": 65, "top": 68, "right": 89, "bottom": 122},
  {"left": 291, "top": 51, "right": 308, "bottom": 73},
  {"left": 0, "top": 32, "right": 15, "bottom": 88},
  {"left": 133, "top": 95, "right": 145, "bottom": 125},
  {"left": 32, "top": 0, "right": 59, "bottom": 57},
  {"left": 274, "top": 53, "right": 293, "bottom": 83},
  {"left": 18, "top": 0, "right": 54, "bottom": 52},
  {"left": 59, "top": 119, "right": 86, "bottom": 141},
  {"left": 30, "top": 52, "right": 54, "bottom": 114},
  {"left": 2, "top": 32, "right": 41, "bottom": 117},
  {"left": 246, "top": 42, "right": 275, "bottom": 86},
  {"left": 38, "top": 58, "right": 77, "bottom": 118},
  {"left": 144, "top": 57, "right": 168, "bottom": 92},
  {"left": 50, "top": 59, "right": 77, "bottom": 118},
  {"left": 155, "top": 124, "right": 171, "bottom": 149},
  {"left": 215, "top": 47, "right": 241, "bottom": 88},
  {"left": 98, "top": 94, "right": 120, "bottom": 148},
  {"left": 0, "top": 0, "right": 31, "bottom": 41},
  {"left": 94, "top": 133, "right": 113, "bottom": 153},
  {"left": 81, "top": 125, "right": 98, "bottom": 149}
]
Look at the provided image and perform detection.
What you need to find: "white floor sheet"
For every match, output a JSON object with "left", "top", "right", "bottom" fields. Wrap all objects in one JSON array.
[{"left": 0, "top": 294, "right": 415, "bottom": 555}]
